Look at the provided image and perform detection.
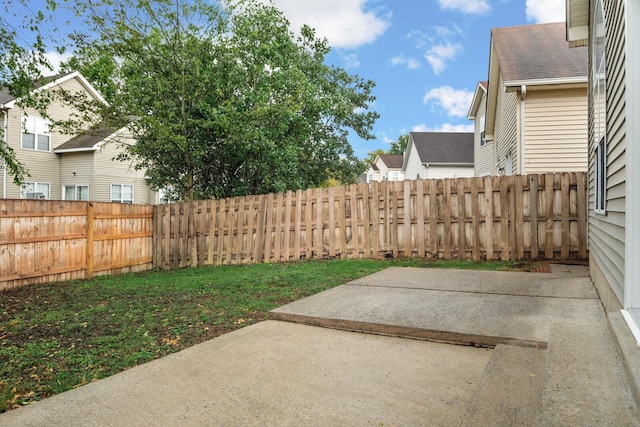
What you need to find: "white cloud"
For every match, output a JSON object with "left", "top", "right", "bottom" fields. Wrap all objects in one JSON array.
[
  {"left": 423, "top": 86, "right": 474, "bottom": 118},
  {"left": 266, "top": 0, "right": 391, "bottom": 49},
  {"left": 438, "top": 0, "right": 490, "bottom": 14},
  {"left": 526, "top": 0, "right": 566, "bottom": 23},
  {"left": 425, "top": 42, "right": 462, "bottom": 75},
  {"left": 42, "top": 51, "right": 72, "bottom": 74},
  {"left": 407, "top": 24, "right": 463, "bottom": 75},
  {"left": 412, "top": 123, "right": 474, "bottom": 132},
  {"left": 338, "top": 51, "right": 361, "bottom": 68},
  {"left": 390, "top": 54, "right": 420, "bottom": 70}
]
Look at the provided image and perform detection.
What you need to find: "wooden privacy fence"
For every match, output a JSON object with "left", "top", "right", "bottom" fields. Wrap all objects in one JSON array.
[
  {"left": 0, "top": 200, "right": 153, "bottom": 290},
  {"left": 153, "top": 172, "right": 588, "bottom": 269}
]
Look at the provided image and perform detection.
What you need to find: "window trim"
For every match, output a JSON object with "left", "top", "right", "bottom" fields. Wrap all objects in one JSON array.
[
  {"left": 63, "top": 184, "right": 90, "bottom": 201},
  {"left": 110, "top": 183, "right": 134, "bottom": 204},
  {"left": 20, "top": 182, "right": 50, "bottom": 199},
  {"left": 592, "top": 0, "right": 607, "bottom": 215}
]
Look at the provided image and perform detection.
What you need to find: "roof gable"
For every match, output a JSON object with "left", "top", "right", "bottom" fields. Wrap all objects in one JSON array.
[
  {"left": 408, "top": 132, "right": 474, "bottom": 164},
  {"left": 1, "top": 71, "right": 107, "bottom": 108},
  {"left": 468, "top": 81, "right": 488, "bottom": 119}
]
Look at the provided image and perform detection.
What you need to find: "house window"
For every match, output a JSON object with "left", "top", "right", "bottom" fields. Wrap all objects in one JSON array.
[
  {"left": 479, "top": 110, "right": 487, "bottom": 146},
  {"left": 368, "top": 174, "right": 373, "bottom": 183},
  {"left": 158, "top": 188, "right": 175, "bottom": 204},
  {"left": 111, "top": 184, "right": 134, "bottom": 204},
  {"left": 22, "top": 116, "right": 51, "bottom": 151},
  {"left": 388, "top": 171, "right": 399, "bottom": 181},
  {"left": 64, "top": 185, "right": 89, "bottom": 201},
  {"left": 20, "top": 182, "right": 50, "bottom": 199},
  {"left": 593, "top": 0, "right": 607, "bottom": 214}
]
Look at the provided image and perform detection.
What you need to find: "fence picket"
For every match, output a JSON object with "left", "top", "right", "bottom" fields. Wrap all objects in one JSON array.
[{"left": 0, "top": 173, "right": 589, "bottom": 291}]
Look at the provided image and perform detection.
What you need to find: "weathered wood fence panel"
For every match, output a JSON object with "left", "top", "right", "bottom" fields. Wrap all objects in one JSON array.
[
  {"left": 153, "top": 172, "right": 588, "bottom": 269},
  {"left": 0, "top": 200, "right": 153, "bottom": 290}
]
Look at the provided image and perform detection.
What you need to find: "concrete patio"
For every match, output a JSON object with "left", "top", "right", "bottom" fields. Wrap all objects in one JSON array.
[{"left": 1, "top": 265, "right": 639, "bottom": 426}]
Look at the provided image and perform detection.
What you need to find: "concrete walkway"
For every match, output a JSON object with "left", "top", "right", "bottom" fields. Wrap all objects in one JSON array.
[{"left": 1, "top": 265, "right": 639, "bottom": 426}]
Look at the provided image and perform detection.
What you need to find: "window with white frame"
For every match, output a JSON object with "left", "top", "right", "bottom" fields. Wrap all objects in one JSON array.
[
  {"left": 110, "top": 184, "right": 134, "bottom": 204},
  {"left": 64, "top": 185, "right": 89, "bottom": 201},
  {"left": 22, "top": 115, "right": 51, "bottom": 151},
  {"left": 479, "top": 111, "right": 487, "bottom": 146},
  {"left": 20, "top": 182, "right": 50, "bottom": 199},
  {"left": 593, "top": 0, "right": 607, "bottom": 214},
  {"left": 388, "top": 171, "right": 399, "bottom": 181}
]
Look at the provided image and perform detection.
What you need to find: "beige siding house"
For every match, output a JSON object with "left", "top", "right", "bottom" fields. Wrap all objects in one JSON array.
[
  {"left": 1, "top": 72, "right": 156, "bottom": 203},
  {"left": 468, "top": 81, "right": 492, "bottom": 177},
  {"left": 402, "top": 132, "right": 474, "bottom": 180},
  {"left": 567, "top": 0, "right": 640, "bottom": 343},
  {"left": 483, "top": 22, "right": 588, "bottom": 176},
  {"left": 365, "top": 155, "right": 404, "bottom": 183}
]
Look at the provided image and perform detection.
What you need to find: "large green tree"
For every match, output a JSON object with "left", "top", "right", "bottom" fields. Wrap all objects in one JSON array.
[{"left": 64, "top": 0, "right": 377, "bottom": 201}]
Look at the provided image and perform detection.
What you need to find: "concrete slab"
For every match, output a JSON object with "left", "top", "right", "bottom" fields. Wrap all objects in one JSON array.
[
  {"left": 541, "top": 322, "right": 640, "bottom": 426},
  {"left": 347, "top": 267, "right": 597, "bottom": 299},
  {"left": 0, "top": 321, "right": 492, "bottom": 427},
  {"left": 462, "top": 344, "right": 546, "bottom": 426},
  {"left": 271, "top": 268, "right": 604, "bottom": 347}
]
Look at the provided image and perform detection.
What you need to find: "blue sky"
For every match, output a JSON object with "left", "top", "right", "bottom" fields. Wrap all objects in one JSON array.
[
  {"left": 265, "top": 0, "right": 567, "bottom": 159},
  {"left": 35, "top": 0, "right": 567, "bottom": 159}
]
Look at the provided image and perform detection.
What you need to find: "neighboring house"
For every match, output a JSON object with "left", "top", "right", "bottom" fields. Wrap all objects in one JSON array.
[
  {"left": 365, "top": 155, "right": 404, "bottom": 182},
  {"left": 0, "top": 71, "right": 156, "bottom": 203},
  {"left": 468, "top": 81, "right": 490, "bottom": 177},
  {"left": 483, "top": 22, "right": 588, "bottom": 176},
  {"left": 567, "top": 0, "right": 640, "bottom": 341},
  {"left": 402, "top": 132, "right": 474, "bottom": 180}
]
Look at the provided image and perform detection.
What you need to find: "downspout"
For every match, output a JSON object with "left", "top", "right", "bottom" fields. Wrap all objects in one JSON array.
[
  {"left": 520, "top": 85, "right": 527, "bottom": 175},
  {"left": 2, "top": 109, "right": 7, "bottom": 198}
]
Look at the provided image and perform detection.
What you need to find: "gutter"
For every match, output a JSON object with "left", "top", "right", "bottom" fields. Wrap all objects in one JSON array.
[
  {"left": 423, "top": 163, "right": 474, "bottom": 167},
  {"left": 504, "top": 76, "right": 587, "bottom": 91}
]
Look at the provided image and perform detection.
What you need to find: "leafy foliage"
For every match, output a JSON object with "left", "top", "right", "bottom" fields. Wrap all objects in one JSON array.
[
  {"left": 389, "top": 133, "right": 409, "bottom": 155},
  {"left": 65, "top": 0, "right": 378, "bottom": 201},
  {"left": 0, "top": 0, "right": 63, "bottom": 185}
]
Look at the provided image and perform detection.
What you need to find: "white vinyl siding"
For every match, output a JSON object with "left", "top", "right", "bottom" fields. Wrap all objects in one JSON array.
[
  {"left": 524, "top": 89, "right": 588, "bottom": 173},
  {"left": 474, "top": 90, "right": 492, "bottom": 176},
  {"left": 494, "top": 75, "right": 519, "bottom": 175},
  {"left": 4, "top": 76, "right": 98, "bottom": 199},
  {"left": 588, "top": 0, "right": 626, "bottom": 305},
  {"left": 95, "top": 138, "right": 154, "bottom": 204}
]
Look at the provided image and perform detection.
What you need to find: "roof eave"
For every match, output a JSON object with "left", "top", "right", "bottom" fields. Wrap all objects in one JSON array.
[
  {"left": 504, "top": 76, "right": 588, "bottom": 90},
  {"left": 423, "top": 162, "right": 474, "bottom": 167},
  {"left": 53, "top": 146, "right": 100, "bottom": 154},
  {"left": 566, "top": 0, "right": 589, "bottom": 46},
  {"left": 484, "top": 39, "right": 500, "bottom": 140}
]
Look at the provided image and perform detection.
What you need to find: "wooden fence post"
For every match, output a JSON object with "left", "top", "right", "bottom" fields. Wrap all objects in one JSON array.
[{"left": 86, "top": 202, "right": 94, "bottom": 278}]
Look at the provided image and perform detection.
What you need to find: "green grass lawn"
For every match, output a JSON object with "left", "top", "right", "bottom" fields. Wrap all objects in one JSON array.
[{"left": 0, "top": 258, "right": 529, "bottom": 412}]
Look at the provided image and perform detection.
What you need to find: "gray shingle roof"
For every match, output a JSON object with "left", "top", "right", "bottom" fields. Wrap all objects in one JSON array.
[
  {"left": 54, "top": 127, "right": 118, "bottom": 152},
  {"left": 378, "top": 155, "right": 403, "bottom": 169},
  {"left": 492, "top": 22, "right": 587, "bottom": 82},
  {"left": 409, "top": 132, "right": 474, "bottom": 164}
]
